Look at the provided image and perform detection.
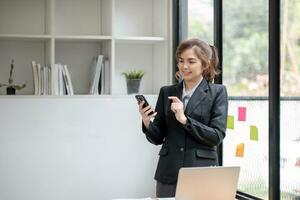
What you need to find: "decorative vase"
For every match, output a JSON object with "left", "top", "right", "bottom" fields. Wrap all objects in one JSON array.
[
  {"left": 126, "top": 79, "right": 141, "bottom": 94},
  {"left": 6, "top": 87, "right": 16, "bottom": 95}
]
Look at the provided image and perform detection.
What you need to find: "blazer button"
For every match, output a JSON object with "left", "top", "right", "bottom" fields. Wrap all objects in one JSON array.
[{"left": 180, "top": 147, "right": 184, "bottom": 152}]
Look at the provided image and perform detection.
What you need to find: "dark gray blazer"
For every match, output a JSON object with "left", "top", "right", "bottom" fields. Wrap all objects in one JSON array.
[{"left": 142, "top": 79, "right": 228, "bottom": 184}]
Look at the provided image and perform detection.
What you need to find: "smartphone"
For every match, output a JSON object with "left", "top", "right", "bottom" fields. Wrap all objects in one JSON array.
[{"left": 135, "top": 94, "right": 154, "bottom": 115}]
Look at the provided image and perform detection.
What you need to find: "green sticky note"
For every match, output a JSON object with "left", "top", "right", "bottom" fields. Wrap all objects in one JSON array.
[
  {"left": 227, "top": 115, "right": 234, "bottom": 129},
  {"left": 250, "top": 125, "right": 259, "bottom": 141}
]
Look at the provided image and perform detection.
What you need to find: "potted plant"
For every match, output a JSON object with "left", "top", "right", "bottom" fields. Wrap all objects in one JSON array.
[
  {"left": 122, "top": 69, "right": 145, "bottom": 94},
  {"left": 0, "top": 60, "right": 27, "bottom": 95}
]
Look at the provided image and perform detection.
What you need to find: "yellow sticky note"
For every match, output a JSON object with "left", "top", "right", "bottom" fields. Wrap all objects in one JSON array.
[
  {"left": 250, "top": 125, "right": 259, "bottom": 141},
  {"left": 227, "top": 115, "right": 234, "bottom": 129},
  {"left": 235, "top": 143, "right": 244, "bottom": 157}
]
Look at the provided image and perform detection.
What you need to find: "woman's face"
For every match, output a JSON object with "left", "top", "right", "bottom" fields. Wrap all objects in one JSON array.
[{"left": 177, "top": 48, "right": 203, "bottom": 83}]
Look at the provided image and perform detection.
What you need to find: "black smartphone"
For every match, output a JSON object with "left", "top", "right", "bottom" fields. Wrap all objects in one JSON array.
[{"left": 135, "top": 94, "right": 154, "bottom": 115}]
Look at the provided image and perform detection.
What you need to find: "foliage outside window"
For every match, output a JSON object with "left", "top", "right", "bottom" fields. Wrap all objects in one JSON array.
[{"left": 189, "top": 0, "right": 300, "bottom": 97}]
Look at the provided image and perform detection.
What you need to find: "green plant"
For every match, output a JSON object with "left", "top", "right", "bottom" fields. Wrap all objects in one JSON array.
[
  {"left": 122, "top": 69, "right": 145, "bottom": 79},
  {"left": 0, "top": 59, "right": 27, "bottom": 91}
]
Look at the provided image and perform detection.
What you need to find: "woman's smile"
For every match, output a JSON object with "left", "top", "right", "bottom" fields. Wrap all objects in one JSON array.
[{"left": 182, "top": 70, "right": 192, "bottom": 76}]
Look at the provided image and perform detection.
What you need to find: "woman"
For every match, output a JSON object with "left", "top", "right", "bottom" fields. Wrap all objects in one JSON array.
[{"left": 138, "top": 38, "right": 228, "bottom": 198}]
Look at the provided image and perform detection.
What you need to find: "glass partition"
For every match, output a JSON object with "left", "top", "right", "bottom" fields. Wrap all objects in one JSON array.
[
  {"left": 280, "top": 0, "right": 300, "bottom": 199},
  {"left": 222, "top": 0, "right": 269, "bottom": 198},
  {"left": 188, "top": 0, "right": 213, "bottom": 44}
]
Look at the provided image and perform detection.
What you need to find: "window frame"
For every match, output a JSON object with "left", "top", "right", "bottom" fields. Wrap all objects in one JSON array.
[{"left": 174, "top": 0, "right": 281, "bottom": 199}]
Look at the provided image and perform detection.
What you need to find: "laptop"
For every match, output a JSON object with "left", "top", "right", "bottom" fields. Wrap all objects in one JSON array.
[{"left": 175, "top": 166, "right": 240, "bottom": 200}]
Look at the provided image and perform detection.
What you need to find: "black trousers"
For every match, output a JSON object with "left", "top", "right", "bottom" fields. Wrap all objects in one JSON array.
[{"left": 156, "top": 181, "right": 177, "bottom": 198}]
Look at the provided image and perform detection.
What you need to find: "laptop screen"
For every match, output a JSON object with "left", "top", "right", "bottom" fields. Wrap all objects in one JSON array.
[{"left": 175, "top": 166, "right": 240, "bottom": 200}]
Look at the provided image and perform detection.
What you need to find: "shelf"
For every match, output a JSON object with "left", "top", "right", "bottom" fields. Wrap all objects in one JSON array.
[
  {"left": 55, "top": 35, "right": 112, "bottom": 42},
  {"left": 55, "top": 0, "right": 112, "bottom": 36},
  {"left": 0, "top": 0, "right": 171, "bottom": 96},
  {"left": 0, "top": 94, "right": 158, "bottom": 99},
  {"left": 114, "top": 41, "right": 170, "bottom": 95},
  {"left": 0, "top": 34, "right": 52, "bottom": 41},
  {"left": 55, "top": 40, "right": 112, "bottom": 94},
  {"left": 0, "top": 39, "right": 51, "bottom": 95},
  {"left": 114, "top": 36, "right": 166, "bottom": 44},
  {"left": 0, "top": 0, "right": 50, "bottom": 35},
  {"left": 114, "top": 0, "right": 168, "bottom": 37}
]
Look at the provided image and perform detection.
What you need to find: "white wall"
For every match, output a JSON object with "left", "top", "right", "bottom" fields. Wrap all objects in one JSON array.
[{"left": 0, "top": 95, "right": 160, "bottom": 200}]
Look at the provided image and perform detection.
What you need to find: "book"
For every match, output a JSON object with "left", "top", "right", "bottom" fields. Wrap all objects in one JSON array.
[
  {"left": 47, "top": 66, "right": 52, "bottom": 95},
  {"left": 44, "top": 66, "right": 51, "bottom": 95},
  {"left": 57, "top": 63, "right": 66, "bottom": 96},
  {"left": 98, "top": 64, "right": 103, "bottom": 94},
  {"left": 99, "top": 58, "right": 110, "bottom": 94},
  {"left": 51, "top": 64, "right": 59, "bottom": 96},
  {"left": 89, "top": 56, "right": 97, "bottom": 94},
  {"left": 31, "top": 61, "right": 38, "bottom": 95},
  {"left": 89, "top": 55, "right": 103, "bottom": 95},
  {"left": 61, "top": 64, "right": 70, "bottom": 95},
  {"left": 43, "top": 66, "right": 49, "bottom": 95},
  {"left": 40, "top": 65, "right": 44, "bottom": 95},
  {"left": 37, "top": 63, "right": 42, "bottom": 95},
  {"left": 63, "top": 65, "right": 74, "bottom": 95}
]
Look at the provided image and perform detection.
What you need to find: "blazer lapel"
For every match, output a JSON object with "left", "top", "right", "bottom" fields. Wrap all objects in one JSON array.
[
  {"left": 185, "top": 79, "right": 209, "bottom": 116},
  {"left": 174, "top": 80, "right": 183, "bottom": 100}
]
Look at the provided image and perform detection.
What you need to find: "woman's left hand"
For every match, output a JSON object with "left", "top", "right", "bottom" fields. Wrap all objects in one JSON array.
[{"left": 168, "top": 96, "right": 187, "bottom": 125}]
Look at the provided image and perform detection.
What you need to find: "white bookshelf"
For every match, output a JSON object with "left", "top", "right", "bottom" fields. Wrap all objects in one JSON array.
[{"left": 0, "top": 0, "right": 172, "bottom": 95}]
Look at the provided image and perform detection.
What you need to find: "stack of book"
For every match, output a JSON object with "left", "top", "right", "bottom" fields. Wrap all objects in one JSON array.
[
  {"left": 31, "top": 61, "right": 74, "bottom": 96},
  {"left": 32, "top": 55, "right": 110, "bottom": 96},
  {"left": 89, "top": 55, "right": 110, "bottom": 95}
]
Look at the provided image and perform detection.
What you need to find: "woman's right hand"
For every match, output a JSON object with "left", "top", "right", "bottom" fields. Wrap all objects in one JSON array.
[{"left": 138, "top": 101, "right": 157, "bottom": 129}]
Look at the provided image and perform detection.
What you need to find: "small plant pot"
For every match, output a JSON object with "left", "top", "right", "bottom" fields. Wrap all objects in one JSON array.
[
  {"left": 6, "top": 87, "right": 16, "bottom": 95},
  {"left": 126, "top": 79, "right": 141, "bottom": 94}
]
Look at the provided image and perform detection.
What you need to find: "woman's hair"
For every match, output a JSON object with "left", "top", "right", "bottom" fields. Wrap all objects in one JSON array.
[{"left": 175, "top": 38, "right": 219, "bottom": 82}]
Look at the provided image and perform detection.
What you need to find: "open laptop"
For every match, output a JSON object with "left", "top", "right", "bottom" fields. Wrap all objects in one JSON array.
[{"left": 175, "top": 166, "right": 240, "bottom": 200}]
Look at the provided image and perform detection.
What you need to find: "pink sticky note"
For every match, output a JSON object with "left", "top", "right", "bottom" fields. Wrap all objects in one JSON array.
[
  {"left": 238, "top": 107, "right": 247, "bottom": 121},
  {"left": 296, "top": 157, "right": 300, "bottom": 167}
]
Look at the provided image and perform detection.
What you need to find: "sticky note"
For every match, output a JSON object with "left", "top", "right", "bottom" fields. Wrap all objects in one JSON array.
[
  {"left": 235, "top": 143, "right": 244, "bottom": 157},
  {"left": 250, "top": 125, "right": 259, "bottom": 141},
  {"left": 238, "top": 107, "right": 247, "bottom": 121},
  {"left": 295, "top": 158, "right": 300, "bottom": 167},
  {"left": 227, "top": 115, "right": 234, "bottom": 129}
]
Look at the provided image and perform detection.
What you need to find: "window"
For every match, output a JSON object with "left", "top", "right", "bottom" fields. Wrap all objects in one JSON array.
[
  {"left": 188, "top": 0, "right": 269, "bottom": 198},
  {"left": 280, "top": 0, "right": 300, "bottom": 199},
  {"left": 188, "top": 0, "right": 213, "bottom": 44},
  {"left": 223, "top": 0, "right": 269, "bottom": 198},
  {"left": 187, "top": 0, "right": 300, "bottom": 198},
  {"left": 223, "top": 1, "right": 268, "bottom": 97}
]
